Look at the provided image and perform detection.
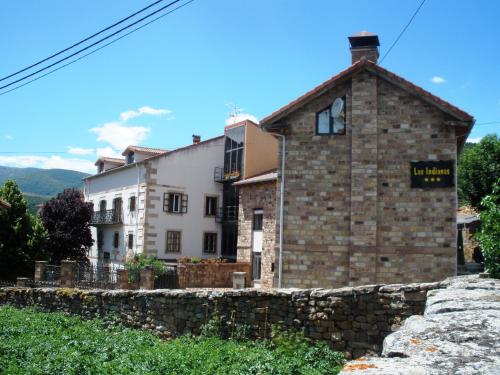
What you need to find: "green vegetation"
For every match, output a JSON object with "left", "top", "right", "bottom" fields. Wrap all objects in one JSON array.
[
  {"left": 125, "top": 254, "right": 167, "bottom": 282},
  {"left": 458, "top": 135, "right": 500, "bottom": 209},
  {"left": 0, "top": 166, "right": 88, "bottom": 197},
  {"left": 476, "top": 183, "right": 500, "bottom": 278},
  {"left": 23, "top": 192, "right": 52, "bottom": 214},
  {"left": 0, "top": 306, "right": 344, "bottom": 375},
  {"left": 0, "top": 181, "right": 47, "bottom": 281}
]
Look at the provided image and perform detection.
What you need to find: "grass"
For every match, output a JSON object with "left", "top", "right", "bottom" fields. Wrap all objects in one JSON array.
[{"left": 0, "top": 306, "right": 344, "bottom": 375}]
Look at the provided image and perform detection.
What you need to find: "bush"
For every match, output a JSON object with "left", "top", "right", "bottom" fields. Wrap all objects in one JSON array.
[
  {"left": 0, "top": 307, "right": 344, "bottom": 374},
  {"left": 477, "top": 183, "right": 500, "bottom": 278},
  {"left": 124, "top": 254, "right": 166, "bottom": 283}
]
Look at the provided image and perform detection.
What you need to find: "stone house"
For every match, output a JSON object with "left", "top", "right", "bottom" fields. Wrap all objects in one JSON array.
[{"left": 237, "top": 32, "right": 474, "bottom": 288}]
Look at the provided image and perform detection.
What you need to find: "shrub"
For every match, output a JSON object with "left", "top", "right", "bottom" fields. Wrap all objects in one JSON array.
[
  {"left": 477, "top": 182, "right": 500, "bottom": 278},
  {"left": 0, "top": 307, "right": 344, "bottom": 375},
  {"left": 124, "top": 254, "right": 167, "bottom": 283}
]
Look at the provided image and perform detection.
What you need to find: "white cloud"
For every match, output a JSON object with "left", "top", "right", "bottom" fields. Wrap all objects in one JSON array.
[
  {"left": 467, "top": 137, "right": 482, "bottom": 143},
  {"left": 225, "top": 113, "right": 259, "bottom": 126},
  {"left": 120, "top": 106, "right": 171, "bottom": 122},
  {"left": 5, "top": 135, "right": 13, "bottom": 141},
  {"left": 67, "top": 146, "right": 94, "bottom": 156},
  {"left": 0, "top": 155, "right": 95, "bottom": 174},
  {"left": 96, "top": 147, "right": 123, "bottom": 158},
  {"left": 431, "top": 76, "right": 446, "bottom": 84},
  {"left": 90, "top": 121, "right": 150, "bottom": 150}
]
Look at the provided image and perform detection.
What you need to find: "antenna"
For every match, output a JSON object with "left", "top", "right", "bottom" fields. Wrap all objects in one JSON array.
[{"left": 225, "top": 102, "right": 244, "bottom": 125}]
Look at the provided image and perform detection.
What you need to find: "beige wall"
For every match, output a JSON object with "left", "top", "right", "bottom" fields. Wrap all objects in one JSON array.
[{"left": 243, "top": 123, "right": 279, "bottom": 179}]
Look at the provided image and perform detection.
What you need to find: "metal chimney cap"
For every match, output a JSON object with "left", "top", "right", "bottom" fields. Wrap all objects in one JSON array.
[{"left": 348, "top": 31, "right": 380, "bottom": 48}]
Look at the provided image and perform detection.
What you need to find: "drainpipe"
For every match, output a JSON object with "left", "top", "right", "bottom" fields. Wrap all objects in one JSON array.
[
  {"left": 271, "top": 133, "right": 286, "bottom": 288},
  {"left": 135, "top": 163, "right": 140, "bottom": 256}
]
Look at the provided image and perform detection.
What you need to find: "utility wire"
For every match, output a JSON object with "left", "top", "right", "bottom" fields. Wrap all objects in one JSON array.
[
  {"left": 0, "top": 0, "right": 194, "bottom": 96},
  {"left": 379, "top": 0, "right": 427, "bottom": 64},
  {"left": 0, "top": 0, "right": 183, "bottom": 91},
  {"left": 0, "top": 0, "right": 168, "bottom": 83}
]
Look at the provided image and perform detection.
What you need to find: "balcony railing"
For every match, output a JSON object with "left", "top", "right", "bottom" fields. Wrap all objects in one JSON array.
[
  {"left": 214, "top": 166, "right": 241, "bottom": 183},
  {"left": 90, "top": 209, "right": 122, "bottom": 225},
  {"left": 215, "top": 206, "right": 239, "bottom": 223}
]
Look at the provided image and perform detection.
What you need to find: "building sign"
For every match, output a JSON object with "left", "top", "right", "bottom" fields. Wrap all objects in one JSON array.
[{"left": 410, "top": 161, "right": 454, "bottom": 188}]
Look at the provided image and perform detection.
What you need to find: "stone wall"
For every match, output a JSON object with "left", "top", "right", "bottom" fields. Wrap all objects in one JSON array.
[
  {"left": 237, "top": 181, "right": 278, "bottom": 288},
  {"left": 0, "top": 280, "right": 441, "bottom": 358},
  {"left": 178, "top": 262, "right": 251, "bottom": 288},
  {"left": 340, "top": 276, "right": 499, "bottom": 374}
]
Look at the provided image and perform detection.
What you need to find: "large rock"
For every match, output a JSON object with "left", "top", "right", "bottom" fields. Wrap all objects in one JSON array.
[{"left": 340, "top": 276, "right": 500, "bottom": 375}]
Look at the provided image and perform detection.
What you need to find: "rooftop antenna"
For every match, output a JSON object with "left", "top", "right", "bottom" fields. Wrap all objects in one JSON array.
[{"left": 225, "top": 102, "right": 244, "bottom": 125}]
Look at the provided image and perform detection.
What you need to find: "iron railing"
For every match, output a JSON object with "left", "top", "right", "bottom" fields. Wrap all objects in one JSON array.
[
  {"left": 34, "top": 265, "right": 61, "bottom": 287},
  {"left": 215, "top": 206, "right": 239, "bottom": 223},
  {"left": 0, "top": 280, "right": 15, "bottom": 287},
  {"left": 214, "top": 166, "right": 241, "bottom": 183},
  {"left": 154, "top": 266, "right": 179, "bottom": 289},
  {"left": 75, "top": 263, "right": 123, "bottom": 289},
  {"left": 90, "top": 209, "right": 122, "bottom": 225}
]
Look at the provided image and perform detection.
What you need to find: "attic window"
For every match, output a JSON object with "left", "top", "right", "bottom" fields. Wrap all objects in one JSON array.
[
  {"left": 127, "top": 151, "right": 135, "bottom": 164},
  {"left": 98, "top": 162, "right": 104, "bottom": 173},
  {"left": 316, "top": 96, "right": 346, "bottom": 135}
]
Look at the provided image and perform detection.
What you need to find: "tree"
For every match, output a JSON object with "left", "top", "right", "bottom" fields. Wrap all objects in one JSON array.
[
  {"left": 458, "top": 134, "right": 500, "bottom": 209},
  {"left": 0, "top": 180, "right": 47, "bottom": 280},
  {"left": 476, "top": 183, "right": 500, "bottom": 278},
  {"left": 40, "top": 188, "right": 93, "bottom": 264}
]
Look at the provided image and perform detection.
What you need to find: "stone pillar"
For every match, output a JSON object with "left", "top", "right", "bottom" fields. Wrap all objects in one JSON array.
[
  {"left": 60, "top": 260, "right": 77, "bottom": 288},
  {"left": 233, "top": 272, "right": 246, "bottom": 289},
  {"left": 117, "top": 269, "right": 129, "bottom": 290},
  {"left": 139, "top": 267, "right": 155, "bottom": 290},
  {"left": 34, "top": 261, "right": 48, "bottom": 282},
  {"left": 177, "top": 264, "right": 186, "bottom": 289},
  {"left": 16, "top": 277, "right": 30, "bottom": 287},
  {"left": 349, "top": 72, "right": 378, "bottom": 286}
]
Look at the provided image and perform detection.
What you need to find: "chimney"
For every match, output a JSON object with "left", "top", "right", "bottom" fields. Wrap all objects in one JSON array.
[
  {"left": 348, "top": 31, "right": 380, "bottom": 64},
  {"left": 192, "top": 134, "right": 201, "bottom": 144}
]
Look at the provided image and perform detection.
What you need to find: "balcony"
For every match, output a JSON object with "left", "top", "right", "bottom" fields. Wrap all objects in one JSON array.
[
  {"left": 214, "top": 166, "right": 241, "bottom": 183},
  {"left": 215, "top": 206, "right": 239, "bottom": 223},
  {"left": 90, "top": 209, "right": 122, "bottom": 225}
]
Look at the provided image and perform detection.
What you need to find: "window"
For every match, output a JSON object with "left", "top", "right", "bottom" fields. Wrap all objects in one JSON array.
[
  {"left": 316, "top": 96, "right": 346, "bottom": 135},
  {"left": 103, "top": 251, "right": 111, "bottom": 261},
  {"left": 163, "top": 192, "right": 188, "bottom": 213},
  {"left": 166, "top": 231, "right": 181, "bottom": 252},
  {"left": 129, "top": 196, "right": 136, "bottom": 212},
  {"left": 203, "top": 232, "right": 217, "bottom": 254},
  {"left": 252, "top": 252, "right": 262, "bottom": 280},
  {"left": 126, "top": 151, "right": 135, "bottom": 164},
  {"left": 253, "top": 210, "right": 263, "bottom": 231},
  {"left": 205, "top": 196, "right": 217, "bottom": 216},
  {"left": 97, "top": 229, "right": 104, "bottom": 251},
  {"left": 128, "top": 233, "right": 133, "bottom": 250},
  {"left": 99, "top": 200, "right": 107, "bottom": 212},
  {"left": 113, "top": 232, "right": 119, "bottom": 248}
]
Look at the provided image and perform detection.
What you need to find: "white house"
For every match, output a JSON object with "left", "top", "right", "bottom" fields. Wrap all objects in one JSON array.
[{"left": 83, "top": 136, "right": 224, "bottom": 266}]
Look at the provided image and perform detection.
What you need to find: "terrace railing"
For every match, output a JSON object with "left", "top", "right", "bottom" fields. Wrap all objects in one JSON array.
[{"left": 90, "top": 209, "right": 122, "bottom": 225}]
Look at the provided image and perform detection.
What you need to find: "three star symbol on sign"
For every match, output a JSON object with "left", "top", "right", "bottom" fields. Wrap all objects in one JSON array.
[{"left": 424, "top": 177, "right": 441, "bottom": 182}]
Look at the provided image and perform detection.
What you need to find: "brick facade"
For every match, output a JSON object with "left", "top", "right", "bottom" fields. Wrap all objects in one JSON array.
[
  {"left": 255, "top": 61, "right": 472, "bottom": 288},
  {"left": 237, "top": 181, "right": 277, "bottom": 288}
]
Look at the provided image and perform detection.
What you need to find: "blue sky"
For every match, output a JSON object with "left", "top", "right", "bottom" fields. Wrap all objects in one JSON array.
[{"left": 0, "top": 0, "right": 498, "bottom": 173}]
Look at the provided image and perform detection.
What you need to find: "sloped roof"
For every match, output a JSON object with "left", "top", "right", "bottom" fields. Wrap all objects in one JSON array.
[
  {"left": 261, "top": 60, "right": 474, "bottom": 127},
  {"left": 0, "top": 198, "right": 11, "bottom": 211},
  {"left": 94, "top": 157, "right": 125, "bottom": 166},
  {"left": 234, "top": 170, "right": 278, "bottom": 186},
  {"left": 121, "top": 145, "right": 169, "bottom": 156}
]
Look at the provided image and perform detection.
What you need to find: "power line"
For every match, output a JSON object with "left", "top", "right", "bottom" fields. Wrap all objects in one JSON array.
[
  {"left": 379, "top": 0, "right": 427, "bottom": 64},
  {"left": 0, "top": 0, "right": 184, "bottom": 91},
  {"left": 0, "top": 0, "right": 168, "bottom": 83},
  {"left": 0, "top": 0, "right": 194, "bottom": 96}
]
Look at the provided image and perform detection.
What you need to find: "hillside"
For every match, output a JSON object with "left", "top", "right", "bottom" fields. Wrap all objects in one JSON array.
[
  {"left": 0, "top": 166, "right": 88, "bottom": 196},
  {"left": 0, "top": 166, "right": 89, "bottom": 212}
]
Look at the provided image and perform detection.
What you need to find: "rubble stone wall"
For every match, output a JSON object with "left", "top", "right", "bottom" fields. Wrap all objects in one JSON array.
[{"left": 0, "top": 280, "right": 441, "bottom": 358}]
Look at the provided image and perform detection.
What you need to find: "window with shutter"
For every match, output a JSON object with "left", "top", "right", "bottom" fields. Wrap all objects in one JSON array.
[
  {"left": 113, "top": 232, "right": 119, "bottom": 248},
  {"left": 129, "top": 196, "right": 136, "bottom": 212},
  {"left": 128, "top": 233, "right": 133, "bottom": 250}
]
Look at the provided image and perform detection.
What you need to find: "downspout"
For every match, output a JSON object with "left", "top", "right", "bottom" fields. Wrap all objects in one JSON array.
[
  {"left": 135, "top": 163, "right": 141, "bottom": 256},
  {"left": 271, "top": 133, "right": 286, "bottom": 288}
]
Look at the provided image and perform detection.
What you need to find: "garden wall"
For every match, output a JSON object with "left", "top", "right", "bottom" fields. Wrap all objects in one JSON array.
[
  {"left": 0, "top": 281, "right": 442, "bottom": 358},
  {"left": 178, "top": 262, "right": 251, "bottom": 288}
]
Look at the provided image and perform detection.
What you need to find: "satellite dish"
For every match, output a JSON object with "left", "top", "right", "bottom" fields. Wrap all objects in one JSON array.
[{"left": 331, "top": 98, "right": 344, "bottom": 117}]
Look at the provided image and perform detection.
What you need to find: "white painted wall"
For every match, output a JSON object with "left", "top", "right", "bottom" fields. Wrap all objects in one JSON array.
[
  {"left": 84, "top": 164, "right": 146, "bottom": 267},
  {"left": 148, "top": 137, "right": 224, "bottom": 260}
]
